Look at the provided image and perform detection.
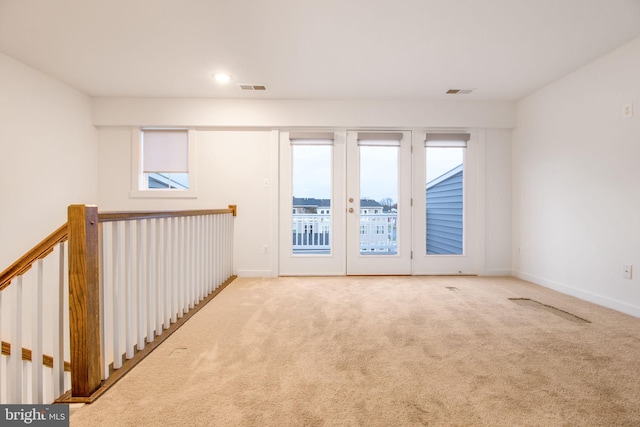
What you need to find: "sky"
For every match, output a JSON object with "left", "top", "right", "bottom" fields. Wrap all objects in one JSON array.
[{"left": 292, "top": 145, "right": 463, "bottom": 204}]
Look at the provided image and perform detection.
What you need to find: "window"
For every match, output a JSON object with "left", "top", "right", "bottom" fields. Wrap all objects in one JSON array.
[
  {"left": 131, "top": 129, "right": 198, "bottom": 198},
  {"left": 425, "top": 133, "right": 468, "bottom": 255},
  {"left": 290, "top": 132, "right": 334, "bottom": 255}
]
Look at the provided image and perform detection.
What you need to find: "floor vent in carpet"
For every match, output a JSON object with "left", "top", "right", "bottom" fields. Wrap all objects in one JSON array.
[
  {"left": 509, "top": 298, "right": 590, "bottom": 323},
  {"left": 446, "top": 286, "right": 459, "bottom": 291}
]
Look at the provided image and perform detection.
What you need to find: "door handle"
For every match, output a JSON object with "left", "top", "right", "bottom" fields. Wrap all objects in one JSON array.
[
  {"left": 348, "top": 198, "right": 354, "bottom": 203},
  {"left": 348, "top": 208, "right": 354, "bottom": 213}
]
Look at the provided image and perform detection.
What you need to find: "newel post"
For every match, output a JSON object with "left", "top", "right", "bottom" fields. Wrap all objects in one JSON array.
[{"left": 68, "top": 204, "right": 101, "bottom": 397}]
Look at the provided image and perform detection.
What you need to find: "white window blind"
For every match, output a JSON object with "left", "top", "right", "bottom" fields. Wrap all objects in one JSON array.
[
  {"left": 357, "top": 132, "right": 403, "bottom": 147},
  {"left": 424, "top": 133, "right": 470, "bottom": 148},
  {"left": 289, "top": 131, "right": 335, "bottom": 145},
  {"left": 143, "top": 129, "right": 189, "bottom": 173}
]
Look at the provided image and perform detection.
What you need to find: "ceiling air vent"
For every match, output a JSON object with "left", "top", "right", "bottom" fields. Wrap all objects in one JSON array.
[
  {"left": 239, "top": 84, "right": 267, "bottom": 91},
  {"left": 446, "top": 88, "right": 474, "bottom": 95}
]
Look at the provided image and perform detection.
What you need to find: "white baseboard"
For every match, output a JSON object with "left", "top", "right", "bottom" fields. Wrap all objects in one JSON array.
[{"left": 514, "top": 270, "right": 640, "bottom": 318}]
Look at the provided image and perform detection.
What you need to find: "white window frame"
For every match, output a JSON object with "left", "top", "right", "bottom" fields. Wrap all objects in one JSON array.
[{"left": 130, "top": 128, "right": 199, "bottom": 198}]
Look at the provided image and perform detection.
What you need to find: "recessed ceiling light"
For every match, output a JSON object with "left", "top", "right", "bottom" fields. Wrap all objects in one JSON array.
[{"left": 214, "top": 73, "right": 232, "bottom": 84}]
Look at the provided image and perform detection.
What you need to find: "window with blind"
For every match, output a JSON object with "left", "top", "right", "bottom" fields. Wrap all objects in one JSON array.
[
  {"left": 142, "top": 129, "right": 190, "bottom": 190},
  {"left": 130, "top": 128, "right": 197, "bottom": 198},
  {"left": 290, "top": 132, "right": 334, "bottom": 255},
  {"left": 425, "top": 133, "right": 469, "bottom": 255}
]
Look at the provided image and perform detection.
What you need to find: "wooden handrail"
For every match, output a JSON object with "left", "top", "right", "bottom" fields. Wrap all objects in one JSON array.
[
  {"left": 98, "top": 206, "right": 236, "bottom": 222},
  {"left": 0, "top": 223, "right": 68, "bottom": 290},
  {"left": 0, "top": 207, "right": 237, "bottom": 291}
]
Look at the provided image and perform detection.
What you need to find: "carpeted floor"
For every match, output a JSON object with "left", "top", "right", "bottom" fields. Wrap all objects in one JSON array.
[{"left": 70, "top": 276, "right": 640, "bottom": 426}]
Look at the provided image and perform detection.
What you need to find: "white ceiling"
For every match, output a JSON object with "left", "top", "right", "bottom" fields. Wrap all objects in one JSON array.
[{"left": 1, "top": 0, "right": 639, "bottom": 101}]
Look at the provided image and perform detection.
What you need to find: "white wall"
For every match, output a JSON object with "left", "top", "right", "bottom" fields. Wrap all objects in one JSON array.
[
  {"left": 97, "top": 129, "right": 275, "bottom": 277},
  {"left": 93, "top": 98, "right": 515, "bottom": 129},
  {"left": 484, "top": 129, "right": 512, "bottom": 275},
  {"left": 0, "top": 53, "right": 97, "bottom": 271},
  {"left": 95, "top": 98, "right": 514, "bottom": 278},
  {"left": 512, "top": 36, "right": 640, "bottom": 316}
]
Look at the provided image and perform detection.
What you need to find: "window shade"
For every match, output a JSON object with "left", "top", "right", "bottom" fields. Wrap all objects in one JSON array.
[
  {"left": 424, "top": 133, "right": 470, "bottom": 147},
  {"left": 289, "top": 132, "right": 335, "bottom": 145},
  {"left": 143, "top": 130, "right": 189, "bottom": 173},
  {"left": 357, "top": 132, "right": 403, "bottom": 147}
]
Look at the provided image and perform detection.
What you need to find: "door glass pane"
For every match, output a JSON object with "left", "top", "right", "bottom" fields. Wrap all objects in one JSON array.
[
  {"left": 292, "top": 144, "right": 332, "bottom": 255},
  {"left": 359, "top": 146, "right": 398, "bottom": 255},
  {"left": 426, "top": 147, "right": 464, "bottom": 254}
]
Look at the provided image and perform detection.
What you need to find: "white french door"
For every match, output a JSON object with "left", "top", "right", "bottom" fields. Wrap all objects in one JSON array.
[
  {"left": 345, "top": 131, "right": 412, "bottom": 275},
  {"left": 279, "top": 131, "right": 346, "bottom": 275},
  {"left": 279, "top": 129, "right": 480, "bottom": 276}
]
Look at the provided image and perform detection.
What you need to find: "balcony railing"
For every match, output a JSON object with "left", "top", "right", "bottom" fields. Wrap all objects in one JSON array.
[{"left": 292, "top": 213, "right": 398, "bottom": 255}]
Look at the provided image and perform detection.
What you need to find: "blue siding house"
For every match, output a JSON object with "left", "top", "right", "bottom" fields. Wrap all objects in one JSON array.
[{"left": 426, "top": 165, "right": 463, "bottom": 254}]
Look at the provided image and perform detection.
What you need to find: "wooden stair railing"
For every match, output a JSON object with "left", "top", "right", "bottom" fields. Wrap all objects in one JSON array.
[
  {"left": 61, "top": 204, "right": 237, "bottom": 402},
  {"left": 0, "top": 222, "right": 70, "bottom": 404},
  {"left": 1, "top": 204, "right": 237, "bottom": 404},
  {"left": 0, "top": 223, "right": 67, "bottom": 291}
]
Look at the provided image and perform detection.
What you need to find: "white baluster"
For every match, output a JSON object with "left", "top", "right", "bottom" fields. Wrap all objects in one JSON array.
[
  {"left": 54, "top": 242, "right": 65, "bottom": 398},
  {"left": 32, "top": 260, "right": 44, "bottom": 403},
  {"left": 156, "top": 218, "right": 163, "bottom": 334},
  {"left": 199, "top": 216, "right": 205, "bottom": 301},
  {"left": 215, "top": 215, "right": 221, "bottom": 287},
  {"left": 171, "top": 217, "right": 178, "bottom": 324},
  {"left": 179, "top": 216, "right": 186, "bottom": 317},
  {"left": 206, "top": 215, "right": 213, "bottom": 295},
  {"left": 146, "top": 219, "right": 155, "bottom": 343},
  {"left": 185, "top": 216, "right": 190, "bottom": 311},
  {"left": 164, "top": 218, "right": 171, "bottom": 329},
  {"left": 194, "top": 216, "right": 199, "bottom": 302},
  {"left": 99, "top": 223, "right": 109, "bottom": 380},
  {"left": 112, "top": 222, "right": 122, "bottom": 370},
  {"left": 189, "top": 215, "right": 195, "bottom": 308},
  {"left": 9, "top": 276, "right": 23, "bottom": 403},
  {"left": 136, "top": 220, "right": 145, "bottom": 351},
  {"left": 229, "top": 213, "right": 234, "bottom": 278},
  {"left": 124, "top": 221, "right": 134, "bottom": 360}
]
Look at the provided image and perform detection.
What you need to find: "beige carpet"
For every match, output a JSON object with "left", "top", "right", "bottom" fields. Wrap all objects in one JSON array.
[{"left": 70, "top": 276, "right": 640, "bottom": 426}]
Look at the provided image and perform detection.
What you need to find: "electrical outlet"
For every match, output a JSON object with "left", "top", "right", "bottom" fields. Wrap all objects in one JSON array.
[
  {"left": 623, "top": 103, "right": 633, "bottom": 118},
  {"left": 623, "top": 264, "right": 633, "bottom": 279}
]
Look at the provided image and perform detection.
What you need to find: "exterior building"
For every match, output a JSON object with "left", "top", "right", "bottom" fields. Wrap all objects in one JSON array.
[{"left": 426, "top": 165, "right": 463, "bottom": 255}]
